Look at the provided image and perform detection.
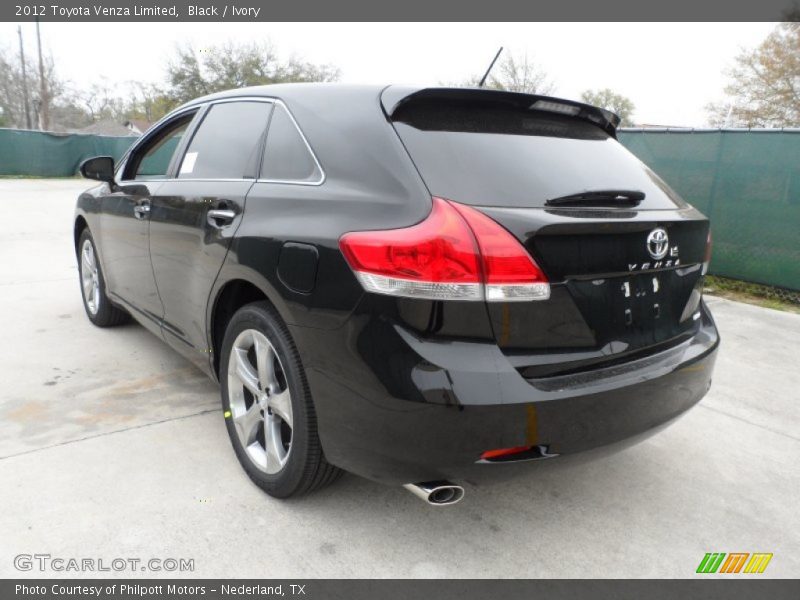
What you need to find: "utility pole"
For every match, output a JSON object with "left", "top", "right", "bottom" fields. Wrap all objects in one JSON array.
[
  {"left": 17, "top": 26, "right": 33, "bottom": 129},
  {"left": 35, "top": 17, "right": 50, "bottom": 131},
  {"left": 723, "top": 103, "right": 734, "bottom": 128}
]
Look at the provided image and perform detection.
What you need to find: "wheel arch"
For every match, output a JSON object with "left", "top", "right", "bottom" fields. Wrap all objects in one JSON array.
[
  {"left": 74, "top": 215, "right": 89, "bottom": 256},
  {"left": 208, "top": 278, "right": 284, "bottom": 379}
]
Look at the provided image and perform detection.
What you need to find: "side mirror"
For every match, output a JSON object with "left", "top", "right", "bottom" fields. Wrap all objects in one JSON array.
[{"left": 79, "top": 156, "right": 115, "bottom": 184}]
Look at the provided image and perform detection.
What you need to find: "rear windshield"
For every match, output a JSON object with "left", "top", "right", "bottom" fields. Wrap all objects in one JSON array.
[{"left": 392, "top": 102, "right": 686, "bottom": 209}]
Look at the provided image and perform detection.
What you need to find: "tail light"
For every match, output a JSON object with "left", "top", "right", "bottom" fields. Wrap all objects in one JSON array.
[
  {"left": 702, "top": 230, "right": 712, "bottom": 275},
  {"left": 339, "top": 197, "right": 550, "bottom": 302}
]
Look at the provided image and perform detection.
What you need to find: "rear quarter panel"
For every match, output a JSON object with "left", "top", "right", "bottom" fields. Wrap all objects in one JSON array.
[{"left": 208, "top": 86, "right": 434, "bottom": 344}]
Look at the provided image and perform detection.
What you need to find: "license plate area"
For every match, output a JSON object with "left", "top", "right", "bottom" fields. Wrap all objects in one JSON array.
[{"left": 566, "top": 270, "right": 699, "bottom": 350}]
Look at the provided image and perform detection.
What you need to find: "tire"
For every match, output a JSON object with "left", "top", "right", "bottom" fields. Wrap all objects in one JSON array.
[
  {"left": 220, "top": 301, "right": 342, "bottom": 498},
  {"left": 77, "top": 229, "right": 129, "bottom": 327}
]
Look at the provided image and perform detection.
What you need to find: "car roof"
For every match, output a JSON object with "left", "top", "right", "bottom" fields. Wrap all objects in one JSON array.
[
  {"left": 178, "top": 83, "right": 388, "bottom": 109},
  {"left": 177, "top": 83, "right": 620, "bottom": 134}
]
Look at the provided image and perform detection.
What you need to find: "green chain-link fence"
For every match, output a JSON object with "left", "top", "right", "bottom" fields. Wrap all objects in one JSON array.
[
  {"left": 619, "top": 129, "right": 800, "bottom": 296},
  {"left": 0, "top": 128, "right": 135, "bottom": 177},
  {"left": 1, "top": 127, "right": 798, "bottom": 294}
]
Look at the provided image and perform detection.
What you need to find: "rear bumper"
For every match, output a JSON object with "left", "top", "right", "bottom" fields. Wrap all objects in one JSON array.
[{"left": 291, "top": 301, "right": 719, "bottom": 486}]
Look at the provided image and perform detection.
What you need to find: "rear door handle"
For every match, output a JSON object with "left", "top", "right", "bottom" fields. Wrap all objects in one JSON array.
[{"left": 207, "top": 209, "right": 236, "bottom": 228}]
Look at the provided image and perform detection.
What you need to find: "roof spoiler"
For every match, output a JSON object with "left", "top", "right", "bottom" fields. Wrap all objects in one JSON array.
[{"left": 381, "top": 86, "right": 621, "bottom": 136}]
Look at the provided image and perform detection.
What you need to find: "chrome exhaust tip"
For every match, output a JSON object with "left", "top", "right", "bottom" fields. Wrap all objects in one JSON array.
[{"left": 403, "top": 481, "right": 465, "bottom": 506}]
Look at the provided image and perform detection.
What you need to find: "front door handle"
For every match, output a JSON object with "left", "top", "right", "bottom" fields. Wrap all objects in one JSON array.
[
  {"left": 133, "top": 202, "right": 150, "bottom": 219},
  {"left": 207, "top": 209, "right": 236, "bottom": 228}
]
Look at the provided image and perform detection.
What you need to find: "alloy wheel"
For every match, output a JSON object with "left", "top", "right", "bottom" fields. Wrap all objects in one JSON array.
[
  {"left": 227, "top": 329, "right": 293, "bottom": 474},
  {"left": 80, "top": 238, "right": 100, "bottom": 315}
]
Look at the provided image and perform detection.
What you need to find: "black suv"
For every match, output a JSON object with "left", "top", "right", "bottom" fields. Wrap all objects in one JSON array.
[{"left": 75, "top": 84, "right": 719, "bottom": 505}]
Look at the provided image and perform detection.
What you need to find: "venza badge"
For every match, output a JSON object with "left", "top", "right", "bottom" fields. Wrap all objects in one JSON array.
[{"left": 628, "top": 227, "right": 678, "bottom": 271}]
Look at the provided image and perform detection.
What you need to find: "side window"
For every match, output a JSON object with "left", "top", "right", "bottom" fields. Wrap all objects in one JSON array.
[
  {"left": 178, "top": 101, "right": 273, "bottom": 179},
  {"left": 128, "top": 114, "right": 194, "bottom": 180},
  {"left": 261, "top": 104, "right": 323, "bottom": 183}
]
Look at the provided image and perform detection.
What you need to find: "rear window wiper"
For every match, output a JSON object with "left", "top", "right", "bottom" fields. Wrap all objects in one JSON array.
[{"left": 545, "top": 190, "right": 645, "bottom": 208}]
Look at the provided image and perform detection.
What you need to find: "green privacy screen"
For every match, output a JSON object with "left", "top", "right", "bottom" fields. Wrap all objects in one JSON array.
[
  {"left": 0, "top": 128, "right": 135, "bottom": 177},
  {"left": 619, "top": 129, "right": 800, "bottom": 291},
  {"left": 1, "top": 127, "right": 798, "bottom": 290}
]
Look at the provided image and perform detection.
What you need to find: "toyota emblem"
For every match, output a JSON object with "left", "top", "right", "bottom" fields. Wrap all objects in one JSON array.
[{"left": 647, "top": 228, "right": 669, "bottom": 260}]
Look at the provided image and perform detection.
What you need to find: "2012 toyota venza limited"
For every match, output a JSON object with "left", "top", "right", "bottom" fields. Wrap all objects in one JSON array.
[{"left": 74, "top": 84, "right": 719, "bottom": 505}]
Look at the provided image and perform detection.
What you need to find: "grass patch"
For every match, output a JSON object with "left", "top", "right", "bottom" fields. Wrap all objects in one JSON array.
[{"left": 704, "top": 275, "right": 800, "bottom": 314}]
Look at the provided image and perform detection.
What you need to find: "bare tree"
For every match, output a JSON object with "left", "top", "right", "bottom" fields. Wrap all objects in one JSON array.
[
  {"left": 581, "top": 88, "right": 636, "bottom": 126},
  {"left": 0, "top": 47, "right": 26, "bottom": 128},
  {"left": 74, "top": 79, "right": 126, "bottom": 122},
  {"left": 446, "top": 52, "right": 556, "bottom": 95},
  {"left": 706, "top": 22, "right": 800, "bottom": 127},
  {"left": 2, "top": 39, "right": 342, "bottom": 132},
  {"left": 127, "top": 81, "right": 174, "bottom": 122},
  {"left": 165, "top": 42, "right": 340, "bottom": 106},
  {"left": 0, "top": 42, "right": 64, "bottom": 130},
  {"left": 489, "top": 53, "right": 556, "bottom": 95}
]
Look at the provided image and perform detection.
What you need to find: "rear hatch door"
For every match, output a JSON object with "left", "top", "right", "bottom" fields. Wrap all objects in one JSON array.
[{"left": 385, "top": 87, "right": 709, "bottom": 377}]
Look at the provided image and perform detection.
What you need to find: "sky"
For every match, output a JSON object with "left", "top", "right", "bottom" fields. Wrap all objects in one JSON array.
[{"left": 2, "top": 22, "right": 777, "bottom": 126}]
